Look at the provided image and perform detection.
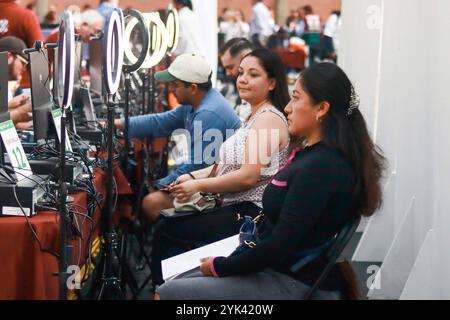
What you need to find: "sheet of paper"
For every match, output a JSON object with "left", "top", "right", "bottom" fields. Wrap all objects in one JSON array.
[
  {"left": 162, "top": 234, "right": 239, "bottom": 280},
  {"left": 0, "top": 119, "right": 33, "bottom": 181}
]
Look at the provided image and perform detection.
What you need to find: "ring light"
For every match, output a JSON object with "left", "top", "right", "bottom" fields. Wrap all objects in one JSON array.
[
  {"left": 165, "top": 4, "right": 179, "bottom": 54},
  {"left": 103, "top": 9, "right": 124, "bottom": 95},
  {"left": 57, "top": 11, "right": 75, "bottom": 108},
  {"left": 140, "top": 12, "right": 168, "bottom": 69},
  {"left": 123, "top": 9, "right": 149, "bottom": 73}
]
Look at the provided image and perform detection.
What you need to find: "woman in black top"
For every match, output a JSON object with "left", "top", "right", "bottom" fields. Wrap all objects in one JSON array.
[{"left": 155, "top": 63, "right": 385, "bottom": 300}]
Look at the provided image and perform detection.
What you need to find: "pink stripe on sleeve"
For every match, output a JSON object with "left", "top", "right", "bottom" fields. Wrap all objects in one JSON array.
[
  {"left": 271, "top": 179, "right": 288, "bottom": 187},
  {"left": 210, "top": 257, "right": 220, "bottom": 277}
]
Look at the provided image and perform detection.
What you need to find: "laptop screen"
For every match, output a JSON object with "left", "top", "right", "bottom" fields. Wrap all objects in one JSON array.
[
  {"left": 28, "top": 49, "right": 55, "bottom": 141},
  {"left": 89, "top": 39, "right": 103, "bottom": 97},
  {"left": 80, "top": 86, "right": 97, "bottom": 128}
]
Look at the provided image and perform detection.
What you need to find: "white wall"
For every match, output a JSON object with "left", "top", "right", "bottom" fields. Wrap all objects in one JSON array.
[
  {"left": 192, "top": 0, "right": 218, "bottom": 85},
  {"left": 340, "top": 0, "right": 450, "bottom": 299},
  {"left": 339, "top": 0, "right": 385, "bottom": 236}
]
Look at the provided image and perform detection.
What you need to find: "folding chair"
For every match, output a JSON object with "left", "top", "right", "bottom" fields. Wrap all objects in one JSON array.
[{"left": 302, "top": 215, "right": 361, "bottom": 300}]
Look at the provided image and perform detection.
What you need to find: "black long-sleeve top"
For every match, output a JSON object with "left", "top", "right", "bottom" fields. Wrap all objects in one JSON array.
[{"left": 212, "top": 142, "right": 357, "bottom": 290}]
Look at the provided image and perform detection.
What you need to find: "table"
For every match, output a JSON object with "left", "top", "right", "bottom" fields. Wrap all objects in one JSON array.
[{"left": 0, "top": 167, "right": 132, "bottom": 300}]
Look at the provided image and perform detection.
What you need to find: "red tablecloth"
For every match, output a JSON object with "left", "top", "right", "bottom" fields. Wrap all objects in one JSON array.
[
  {"left": 0, "top": 167, "right": 132, "bottom": 300},
  {"left": 273, "top": 48, "right": 306, "bottom": 70}
]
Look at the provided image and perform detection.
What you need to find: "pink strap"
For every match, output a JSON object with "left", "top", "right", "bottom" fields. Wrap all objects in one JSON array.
[
  {"left": 270, "top": 147, "right": 302, "bottom": 183},
  {"left": 285, "top": 147, "right": 302, "bottom": 167}
]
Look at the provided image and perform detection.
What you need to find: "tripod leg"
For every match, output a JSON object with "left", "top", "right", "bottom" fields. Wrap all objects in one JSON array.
[{"left": 115, "top": 233, "right": 140, "bottom": 299}]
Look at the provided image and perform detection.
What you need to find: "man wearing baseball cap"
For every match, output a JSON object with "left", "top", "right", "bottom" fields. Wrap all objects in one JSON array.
[
  {"left": 0, "top": 36, "right": 28, "bottom": 85},
  {"left": 0, "top": 36, "right": 32, "bottom": 129},
  {"left": 115, "top": 53, "right": 241, "bottom": 222},
  {"left": 0, "top": 0, "right": 44, "bottom": 89}
]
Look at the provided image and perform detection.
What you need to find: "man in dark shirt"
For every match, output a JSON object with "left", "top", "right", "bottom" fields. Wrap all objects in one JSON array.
[
  {"left": 0, "top": 0, "right": 44, "bottom": 88},
  {"left": 219, "top": 37, "right": 254, "bottom": 120},
  {"left": 0, "top": 36, "right": 32, "bottom": 128}
]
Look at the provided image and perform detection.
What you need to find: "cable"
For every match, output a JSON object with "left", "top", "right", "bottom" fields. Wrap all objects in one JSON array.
[
  {"left": 0, "top": 164, "right": 58, "bottom": 203},
  {"left": 0, "top": 164, "right": 107, "bottom": 284},
  {"left": 12, "top": 183, "right": 60, "bottom": 258},
  {"left": 37, "top": 49, "right": 53, "bottom": 99},
  {"left": 71, "top": 206, "right": 82, "bottom": 266},
  {"left": 68, "top": 203, "right": 95, "bottom": 267}
]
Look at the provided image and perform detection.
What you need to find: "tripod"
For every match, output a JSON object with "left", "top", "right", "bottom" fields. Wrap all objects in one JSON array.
[
  {"left": 127, "top": 66, "right": 169, "bottom": 296},
  {"left": 95, "top": 93, "right": 123, "bottom": 299},
  {"left": 121, "top": 73, "right": 132, "bottom": 170},
  {"left": 94, "top": 94, "right": 143, "bottom": 300},
  {"left": 114, "top": 66, "right": 164, "bottom": 298},
  {"left": 115, "top": 70, "right": 153, "bottom": 299},
  {"left": 58, "top": 106, "right": 74, "bottom": 300}
]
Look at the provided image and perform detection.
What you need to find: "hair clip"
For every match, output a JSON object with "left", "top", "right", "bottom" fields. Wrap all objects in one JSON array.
[{"left": 347, "top": 86, "right": 360, "bottom": 116}]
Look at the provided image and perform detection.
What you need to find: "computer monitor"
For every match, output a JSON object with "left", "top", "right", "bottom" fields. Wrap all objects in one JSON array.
[
  {"left": 89, "top": 39, "right": 103, "bottom": 97},
  {"left": 80, "top": 86, "right": 97, "bottom": 128},
  {"left": 0, "top": 52, "right": 9, "bottom": 123},
  {"left": 28, "top": 49, "right": 55, "bottom": 141},
  {"left": 52, "top": 46, "right": 60, "bottom": 106},
  {"left": 70, "top": 41, "right": 83, "bottom": 107},
  {"left": 73, "top": 41, "right": 82, "bottom": 87}
]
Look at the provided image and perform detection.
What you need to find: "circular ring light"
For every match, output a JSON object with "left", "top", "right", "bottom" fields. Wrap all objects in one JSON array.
[
  {"left": 57, "top": 11, "right": 75, "bottom": 108},
  {"left": 123, "top": 9, "right": 149, "bottom": 73},
  {"left": 140, "top": 12, "right": 168, "bottom": 69},
  {"left": 103, "top": 8, "right": 124, "bottom": 95},
  {"left": 165, "top": 4, "right": 179, "bottom": 54}
]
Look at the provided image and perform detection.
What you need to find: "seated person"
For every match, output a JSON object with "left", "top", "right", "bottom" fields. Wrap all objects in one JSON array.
[
  {"left": 8, "top": 93, "right": 32, "bottom": 129},
  {"left": 150, "top": 48, "right": 291, "bottom": 287},
  {"left": 114, "top": 53, "right": 241, "bottom": 222},
  {"left": 155, "top": 62, "right": 386, "bottom": 300},
  {"left": 45, "top": 9, "right": 105, "bottom": 64},
  {"left": 0, "top": 36, "right": 33, "bottom": 128},
  {"left": 219, "top": 37, "right": 254, "bottom": 121}
]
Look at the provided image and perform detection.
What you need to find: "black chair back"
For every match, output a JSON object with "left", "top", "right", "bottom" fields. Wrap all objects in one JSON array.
[{"left": 303, "top": 215, "right": 361, "bottom": 300}]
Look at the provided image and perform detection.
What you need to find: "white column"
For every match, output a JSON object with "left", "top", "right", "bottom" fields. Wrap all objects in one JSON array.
[
  {"left": 276, "top": 0, "right": 288, "bottom": 26},
  {"left": 192, "top": 0, "right": 218, "bottom": 85},
  {"left": 35, "top": 0, "right": 48, "bottom": 23}
]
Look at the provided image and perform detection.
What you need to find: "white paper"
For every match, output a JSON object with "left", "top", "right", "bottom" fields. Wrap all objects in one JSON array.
[
  {"left": 0, "top": 120, "right": 33, "bottom": 181},
  {"left": 162, "top": 234, "right": 239, "bottom": 280},
  {"left": 52, "top": 108, "right": 73, "bottom": 153},
  {"left": 2, "top": 206, "right": 31, "bottom": 216}
]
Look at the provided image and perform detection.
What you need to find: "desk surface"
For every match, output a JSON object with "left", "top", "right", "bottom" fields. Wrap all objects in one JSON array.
[{"left": 0, "top": 167, "right": 132, "bottom": 300}]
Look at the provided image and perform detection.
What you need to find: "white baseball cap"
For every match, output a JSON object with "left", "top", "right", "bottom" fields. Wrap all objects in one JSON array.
[{"left": 154, "top": 53, "right": 212, "bottom": 84}]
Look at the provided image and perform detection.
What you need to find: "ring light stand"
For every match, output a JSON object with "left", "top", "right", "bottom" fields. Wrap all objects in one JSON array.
[
  {"left": 122, "top": 9, "right": 178, "bottom": 296},
  {"left": 56, "top": 11, "right": 75, "bottom": 300},
  {"left": 122, "top": 9, "right": 149, "bottom": 171},
  {"left": 134, "top": 11, "right": 171, "bottom": 197},
  {"left": 96, "top": 8, "right": 125, "bottom": 300}
]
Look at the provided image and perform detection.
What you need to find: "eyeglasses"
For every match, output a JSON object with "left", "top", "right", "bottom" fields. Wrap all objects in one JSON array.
[{"left": 14, "top": 54, "right": 28, "bottom": 66}]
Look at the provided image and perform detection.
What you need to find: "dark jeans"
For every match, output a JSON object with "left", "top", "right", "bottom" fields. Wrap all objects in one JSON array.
[{"left": 150, "top": 201, "right": 261, "bottom": 288}]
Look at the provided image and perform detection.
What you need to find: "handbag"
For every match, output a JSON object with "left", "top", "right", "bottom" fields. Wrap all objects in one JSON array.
[
  {"left": 229, "top": 213, "right": 335, "bottom": 272},
  {"left": 173, "top": 164, "right": 222, "bottom": 212},
  {"left": 228, "top": 213, "right": 264, "bottom": 257},
  {"left": 173, "top": 192, "right": 222, "bottom": 212},
  {"left": 171, "top": 165, "right": 270, "bottom": 214}
]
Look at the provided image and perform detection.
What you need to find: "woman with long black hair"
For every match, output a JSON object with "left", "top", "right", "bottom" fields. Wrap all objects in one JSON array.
[
  {"left": 149, "top": 48, "right": 290, "bottom": 289},
  {"left": 155, "top": 62, "right": 386, "bottom": 300}
]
